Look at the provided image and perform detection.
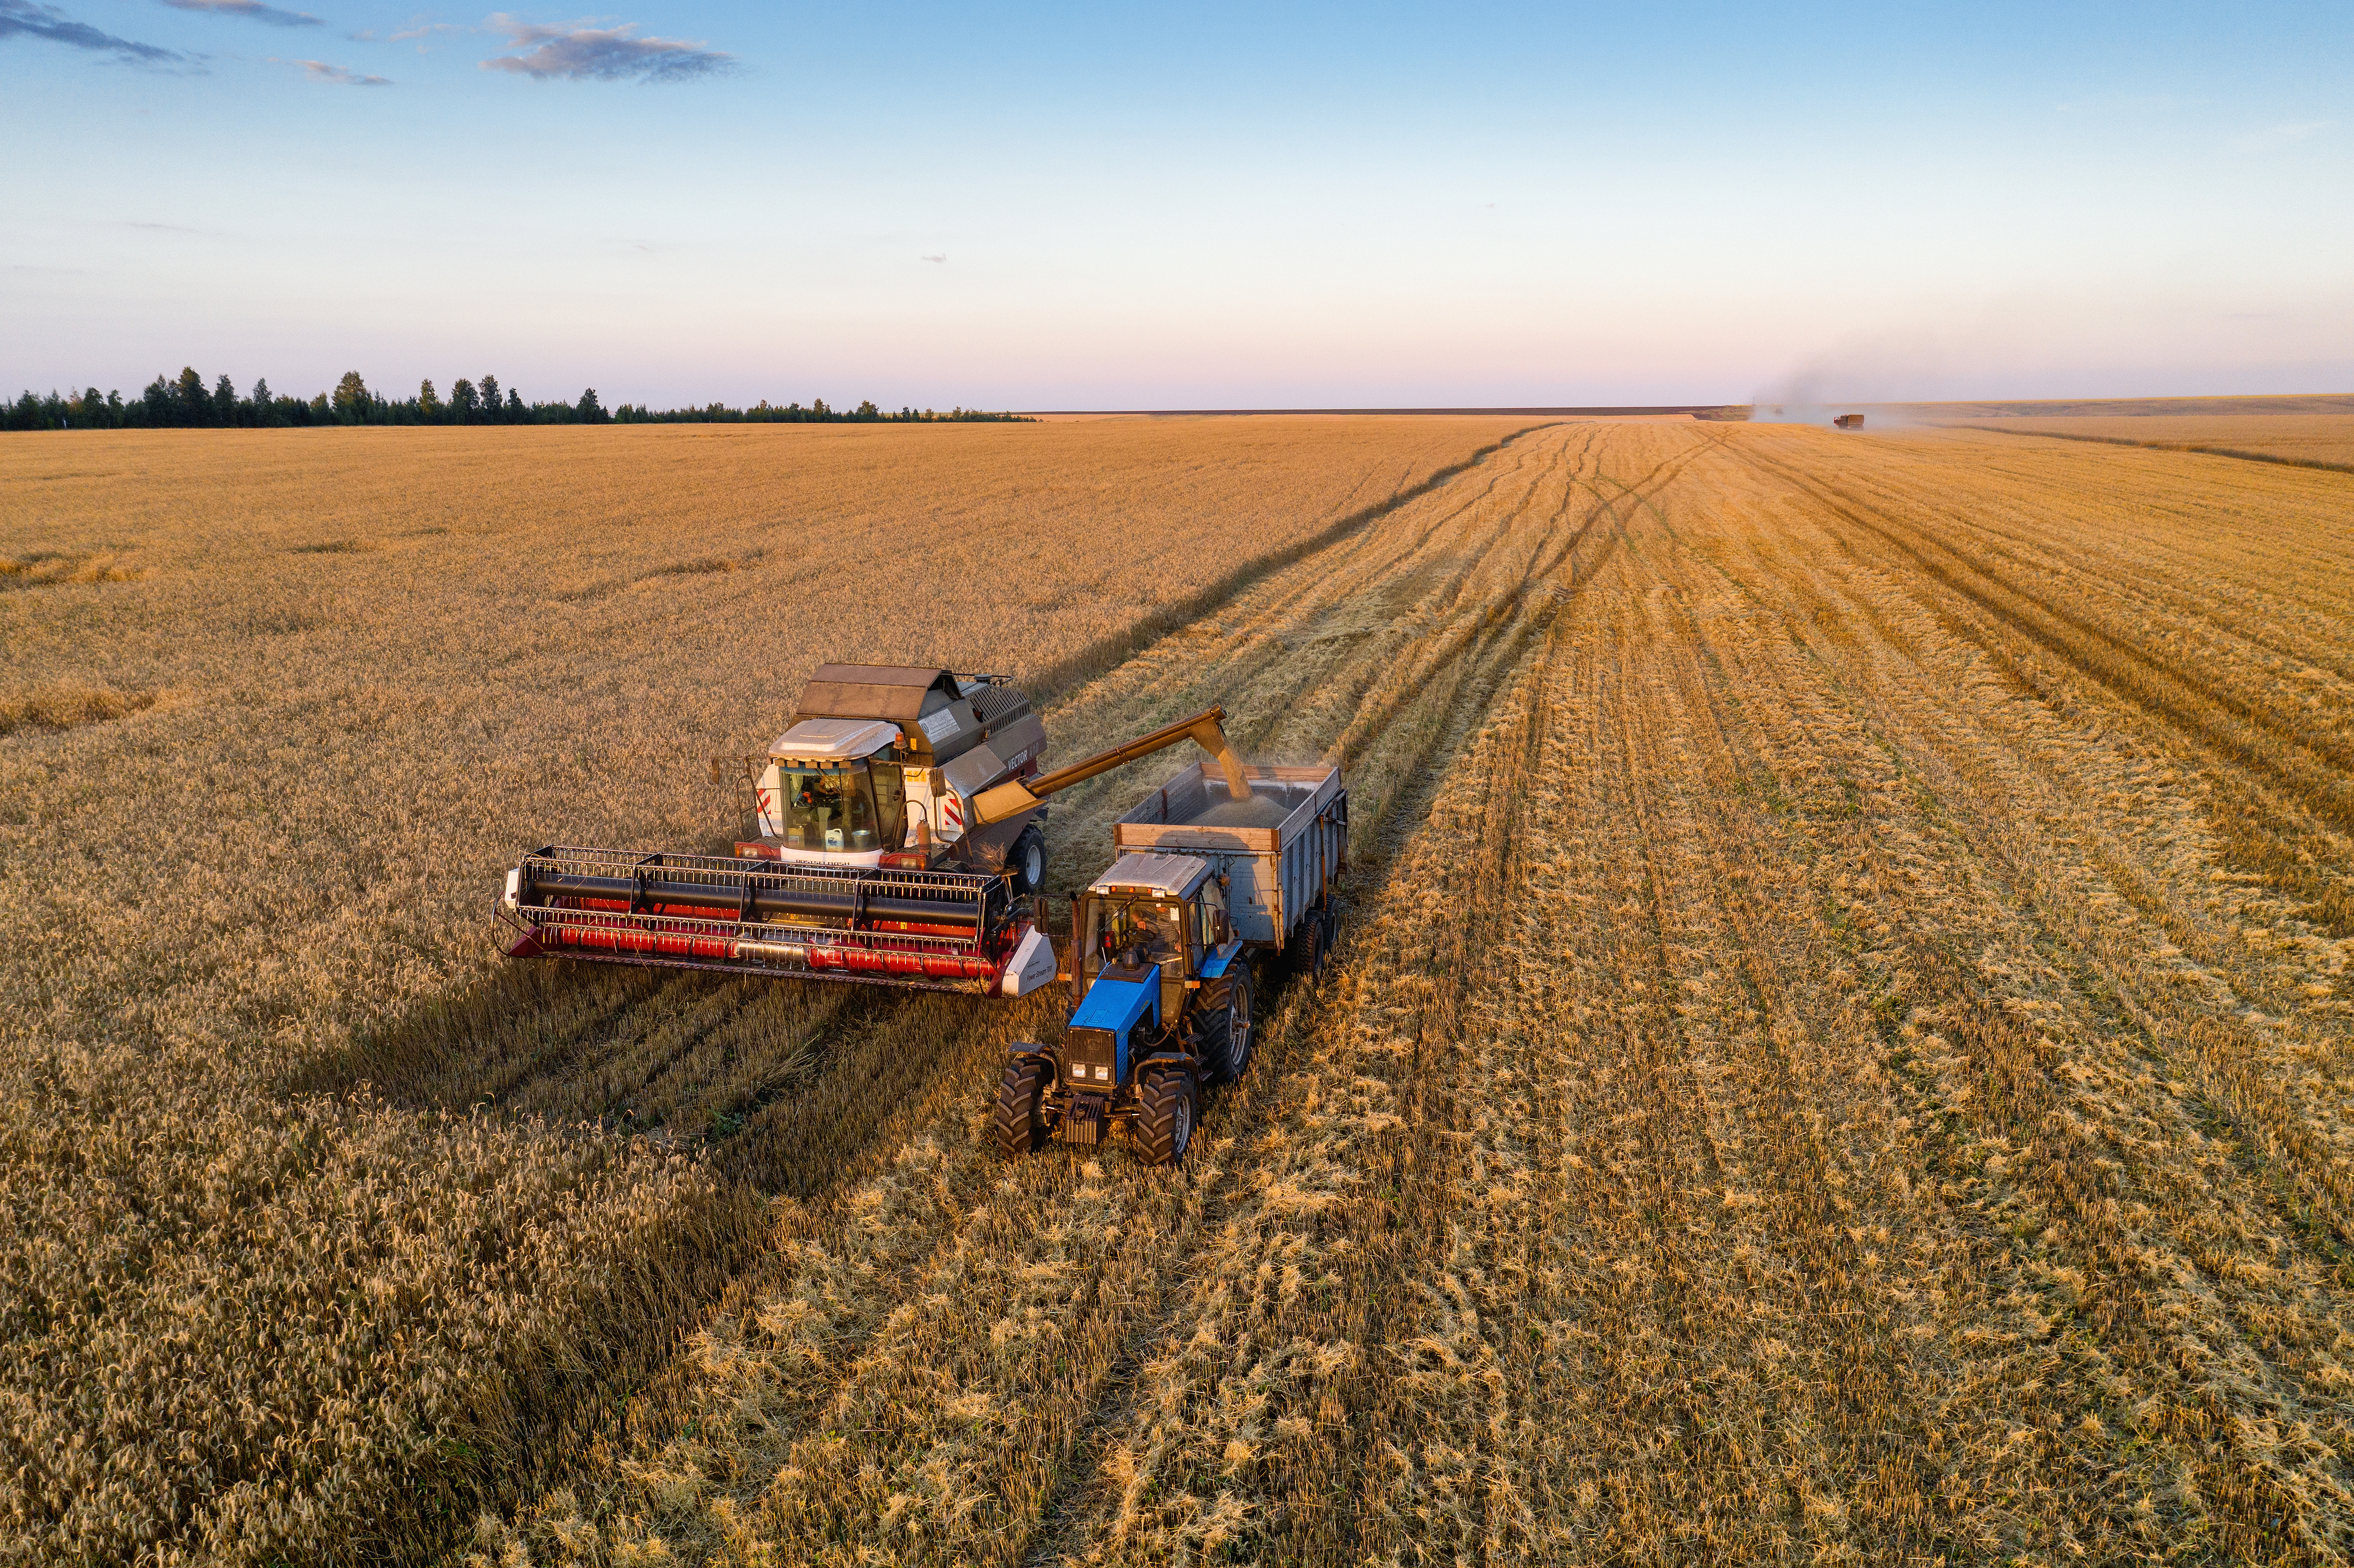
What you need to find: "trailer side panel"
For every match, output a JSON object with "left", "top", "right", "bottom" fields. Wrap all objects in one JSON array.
[{"left": 1112, "top": 762, "right": 1345, "bottom": 949}]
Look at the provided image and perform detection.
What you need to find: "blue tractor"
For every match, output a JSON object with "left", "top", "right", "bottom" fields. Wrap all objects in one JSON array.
[
  {"left": 993, "top": 851, "right": 1258, "bottom": 1164},
  {"left": 992, "top": 752, "right": 1350, "bottom": 1164}
]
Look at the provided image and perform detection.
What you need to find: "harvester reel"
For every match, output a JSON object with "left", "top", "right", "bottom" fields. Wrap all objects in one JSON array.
[
  {"left": 1134, "top": 1062, "right": 1196, "bottom": 1165},
  {"left": 993, "top": 1055, "right": 1051, "bottom": 1157}
]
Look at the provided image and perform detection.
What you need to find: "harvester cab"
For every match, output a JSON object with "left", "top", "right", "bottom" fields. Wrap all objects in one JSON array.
[
  {"left": 743, "top": 665, "right": 1048, "bottom": 882},
  {"left": 993, "top": 851, "right": 1254, "bottom": 1165}
]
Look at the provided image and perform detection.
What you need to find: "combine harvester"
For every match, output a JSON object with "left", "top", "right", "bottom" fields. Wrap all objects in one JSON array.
[
  {"left": 995, "top": 759, "right": 1348, "bottom": 1164},
  {"left": 496, "top": 664, "right": 1252, "bottom": 997}
]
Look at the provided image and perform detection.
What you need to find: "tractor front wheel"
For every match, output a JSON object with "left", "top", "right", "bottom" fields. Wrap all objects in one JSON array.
[
  {"left": 1133, "top": 1062, "right": 1196, "bottom": 1166},
  {"left": 993, "top": 1055, "right": 1050, "bottom": 1157}
]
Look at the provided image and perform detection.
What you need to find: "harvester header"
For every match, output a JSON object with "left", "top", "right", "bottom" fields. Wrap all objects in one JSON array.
[{"left": 496, "top": 663, "right": 1252, "bottom": 998}]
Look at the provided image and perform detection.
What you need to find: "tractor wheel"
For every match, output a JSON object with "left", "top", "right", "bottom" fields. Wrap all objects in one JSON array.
[
  {"left": 1198, "top": 968, "right": 1254, "bottom": 1083},
  {"left": 1133, "top": 1062, "right": 1196, "bottom": 1166},
  {"left": 1007, "top": 826, "right": 1047, "bottom": 898},
  {"left": 993, "top": 1055, "right": 1049, "bottom": 1157}
]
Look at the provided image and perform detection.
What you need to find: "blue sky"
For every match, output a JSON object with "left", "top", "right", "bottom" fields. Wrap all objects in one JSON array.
[{"left": 4, "top": 1, "right": 2349, "bottom": 407}]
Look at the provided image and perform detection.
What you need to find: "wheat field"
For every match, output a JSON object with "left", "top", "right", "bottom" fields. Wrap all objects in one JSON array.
[
  {"left": 5, "top": 416, "right": 2353, "bottom": 1565},
  {"left": 1948, "top": 413, "right": 2354, "bottom": 471}
]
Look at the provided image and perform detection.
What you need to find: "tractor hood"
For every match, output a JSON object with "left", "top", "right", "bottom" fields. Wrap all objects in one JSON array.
[{"left": 1071, "top": 964, "right": 1161, "bottom": 1037}]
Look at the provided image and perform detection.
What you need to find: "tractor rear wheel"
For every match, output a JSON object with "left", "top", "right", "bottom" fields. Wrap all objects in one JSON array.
[
  {"left": 993, "top": 1055, "right": 1049, "bottom": 1157},
  {"left": 1133, "top": 1063, "right": 1196, "bottom": 1166},
  {"left": 1198, "top": 968, "right": 1254, "bottom": 1083}
]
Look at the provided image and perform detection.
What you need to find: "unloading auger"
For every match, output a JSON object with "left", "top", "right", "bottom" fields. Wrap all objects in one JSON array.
[{"left": 495, "top": 664, "right": 1249, "bottom": 996}]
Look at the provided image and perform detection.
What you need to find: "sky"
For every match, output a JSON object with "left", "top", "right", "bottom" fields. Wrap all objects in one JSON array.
[{"left": 3, "top": 1, "right": 2350, "bottom": 408}]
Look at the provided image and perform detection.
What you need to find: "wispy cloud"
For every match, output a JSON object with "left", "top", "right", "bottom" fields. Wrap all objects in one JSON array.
[
  {"left": 0, "top": 0, "right": 190, "bottom": 64},
  {"left": 291, "top": 55, "right": 388, "bottom": 83},
  {"left": 2230, "top": 120, "right": 2330, "bottom": 153},
  {"left": 920, "top": 253, "right": 947, "bottom": 264},
  {"left": 387, "top": 19, "right": 463, "bottom": 38},
  {"left": 480, "top": 13, "right": 732, "bottom": 81},
  {"left": 162, "top": 0, "right": 321, "bottom": 26}
]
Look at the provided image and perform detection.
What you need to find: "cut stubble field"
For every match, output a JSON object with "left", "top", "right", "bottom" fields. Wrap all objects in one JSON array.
[
  {"left": 4, "top": 417, "right": 2354, "bottom": 1565},
  {"left": 1946, "top": 412, "right": 2354, "bottom": 473}
]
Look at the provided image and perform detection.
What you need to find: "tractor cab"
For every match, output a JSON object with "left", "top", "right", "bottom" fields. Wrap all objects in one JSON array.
[{"left": 1071, "top": 850, "right": 1238, "bottom": 1019}]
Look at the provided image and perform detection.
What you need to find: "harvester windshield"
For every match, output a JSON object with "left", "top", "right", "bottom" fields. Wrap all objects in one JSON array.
[{"left": 770, "top": 762, "right": 903, "bottom": 852}]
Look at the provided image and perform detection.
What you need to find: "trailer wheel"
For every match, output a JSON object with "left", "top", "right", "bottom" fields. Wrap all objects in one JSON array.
[
  {"left": 1294, "top": 909, "right": 1326, "bottom": 979},
  {"left": 993, "top": 1055, "right": 1050, "bottom": 1157},
  {"left": 1134, "top": 1063, "right": 1196, "bottom": 1166},
  {"left": 1199, "top": 969, "right": 1254, "bottom": 1083},
  {"left": 1007, "top": 826, "right": 1047, "bottom": 897},
  {"left": 1295, "top": 900, "right": 1340, "bottom": 980}
]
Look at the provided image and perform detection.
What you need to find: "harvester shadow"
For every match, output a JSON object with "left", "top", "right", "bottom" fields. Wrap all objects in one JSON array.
[{"left": 300, "top": 954, "right": 1002, "bottom": 1202}]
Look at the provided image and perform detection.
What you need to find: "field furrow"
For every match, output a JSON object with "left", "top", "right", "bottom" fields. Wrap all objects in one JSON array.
[{"left": 9, "top": 416, "right": 2354, "bottom": 1566}]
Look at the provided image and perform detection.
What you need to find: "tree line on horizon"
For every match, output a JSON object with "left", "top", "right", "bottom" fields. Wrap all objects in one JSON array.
[{"left": 0, "top": 367, "right": 1029, "bottom": 431}]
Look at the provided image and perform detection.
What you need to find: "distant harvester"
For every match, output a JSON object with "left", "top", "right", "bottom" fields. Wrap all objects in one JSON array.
[{"left": 1833, "top": 413, "right": 1865, "bottom": 430}]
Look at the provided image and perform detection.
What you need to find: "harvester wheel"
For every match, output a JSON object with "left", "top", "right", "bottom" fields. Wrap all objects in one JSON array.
[
  {"left": 1199, "top": 969, "right": 1254, "bottom": 1083},
  {"left": 993, "top": 1055, "right": 1050, "bottom": 1157},
  {"left": 1134, "top": 1062, "right": 1196, "bottom": 1166},
  {"left": 1007, "top": 826, "right": 1047, "bottom": 898}
]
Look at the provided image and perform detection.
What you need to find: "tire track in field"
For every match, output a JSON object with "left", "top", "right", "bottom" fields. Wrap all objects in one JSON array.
[
  {"left": 1883, "top": 432, "right": 2354, "bottom": 640},
  {"left": 1019, "top": 428, "right": 1724, "bottom": 1565},
  {"left": 1722, "top": 438, "right": 2354, "bottom": 843},
  {"left": 1815, "top": 438, "right": 2354, "bottom": 755},
  {"left": 1679, "top": 429, "right": 2354, "bottom": 1558},
  {"left": 701, "top": 425, "right": 1685, "bottom": 1568},
  {"left": 1329, "top": 423, "right": 2354, "bottom": 1561},
  {"left": 463, "top": 422, "right": 1700, "bottom": 1565},
  {"left": 1700, "top": 451, "right": 2354, "bottom": 1235},
  {"left": 1709, "top": 429, "right": 2354, "bottom": 942},
  {"left": 1326, "top": 447, "right": 1963, "bottom": 1562}
]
